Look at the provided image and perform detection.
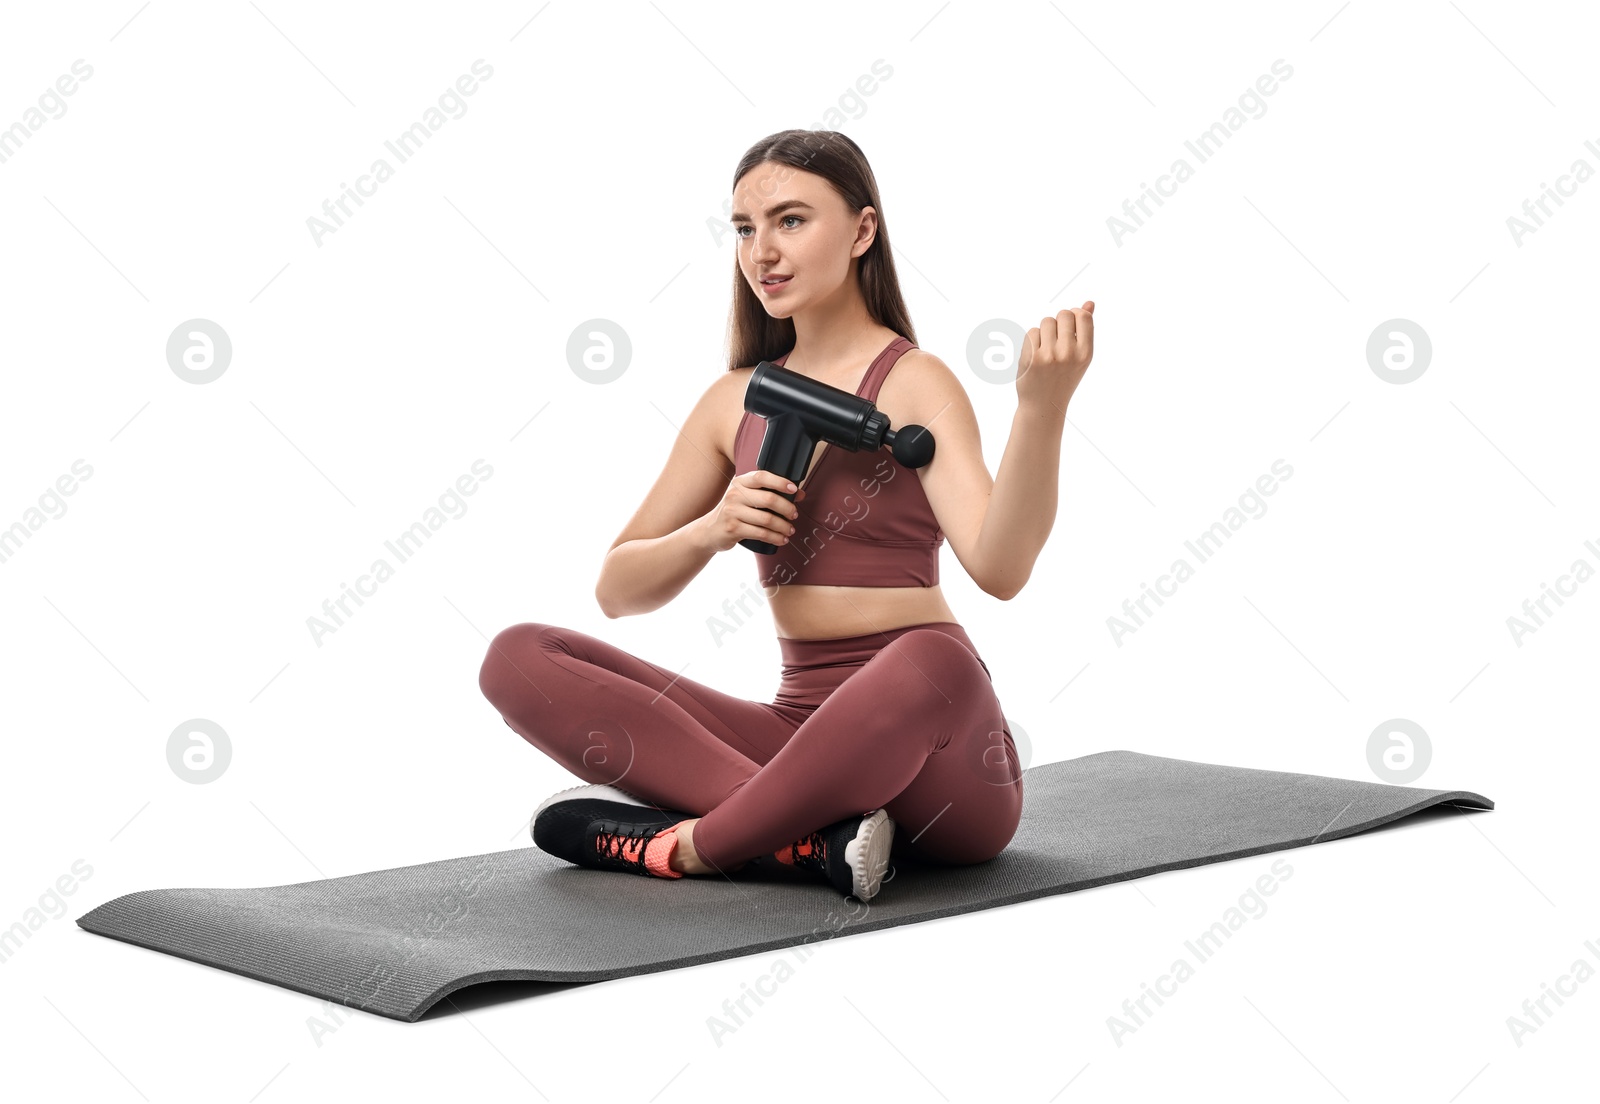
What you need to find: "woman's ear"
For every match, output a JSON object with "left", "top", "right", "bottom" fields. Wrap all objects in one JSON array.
[{"left": 851, "top": 206, "right": 877, "bottom": 258}]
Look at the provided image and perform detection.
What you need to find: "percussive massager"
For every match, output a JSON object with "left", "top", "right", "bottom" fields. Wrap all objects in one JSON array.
[{"left": 740, "top": 359, "right": 937, "bottom": 555}]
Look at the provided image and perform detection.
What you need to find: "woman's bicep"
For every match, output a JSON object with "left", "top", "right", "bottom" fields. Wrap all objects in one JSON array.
[
  {"left": 606, "top": 382, "right": 735, "bottom": 553},
  {"left": 902, "top": 357, "right": 996, "bottom": 587}
]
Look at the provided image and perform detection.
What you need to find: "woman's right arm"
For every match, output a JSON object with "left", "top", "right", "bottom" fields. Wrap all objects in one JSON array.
[{"left": 595, "top": 373, "right": 799, "bottom": 618}]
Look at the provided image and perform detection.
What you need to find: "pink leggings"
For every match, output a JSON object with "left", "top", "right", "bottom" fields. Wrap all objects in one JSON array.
[{"left": 477, "top": 619, "right": 1024, "bottom": 872}]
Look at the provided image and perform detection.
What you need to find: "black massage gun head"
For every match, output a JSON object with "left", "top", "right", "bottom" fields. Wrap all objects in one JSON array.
[{"left": 884, "top": 424, "right": 935, "bottom": 468}]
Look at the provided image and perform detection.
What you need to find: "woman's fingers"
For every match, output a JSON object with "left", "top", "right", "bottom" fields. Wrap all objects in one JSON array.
[{"left": 1020, "top": 325, "right": 1039, "bottom": 374}]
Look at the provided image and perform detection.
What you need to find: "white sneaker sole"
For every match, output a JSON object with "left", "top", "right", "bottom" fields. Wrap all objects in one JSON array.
[
  {"left": 844, "top": 809, "right": 895, "bottom": 902},
  {"left": 530, "top": 782, "right": 648, "bottom": 838}
]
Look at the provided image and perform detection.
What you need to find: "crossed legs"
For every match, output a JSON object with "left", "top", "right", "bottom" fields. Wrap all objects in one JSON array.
[{"left": 478, "top": 622, "right": 1023, "bottom": 873}]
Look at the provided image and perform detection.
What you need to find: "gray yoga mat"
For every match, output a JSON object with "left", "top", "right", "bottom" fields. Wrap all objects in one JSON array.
[{"left": 77, "top": 749, "right": 1491, "bottom": 1022}]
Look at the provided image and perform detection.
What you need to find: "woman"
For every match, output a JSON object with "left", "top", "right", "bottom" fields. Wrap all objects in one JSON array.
[{"left": 478, "top": 129, "right": 1094, "bottom": 902}]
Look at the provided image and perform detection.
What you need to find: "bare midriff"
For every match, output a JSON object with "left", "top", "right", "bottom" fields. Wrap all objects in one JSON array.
[{"left": 763, "top": 582, "right": 958, "bottom": 641}]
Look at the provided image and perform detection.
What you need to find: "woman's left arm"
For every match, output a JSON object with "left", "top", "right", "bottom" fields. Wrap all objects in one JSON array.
[{"left": 907, "top": 304, "right": 1095, "bottom": 600}]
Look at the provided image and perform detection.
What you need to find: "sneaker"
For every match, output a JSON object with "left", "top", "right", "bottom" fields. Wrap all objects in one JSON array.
[
  {"left": 775, "top": 809, "right": 895, "bottom": 901},
  {"left": 531, "top": 783, "right": 692, "bottom": 878},
  {"left": 531, "top": 781, "right": 668, "bottom": 835}
]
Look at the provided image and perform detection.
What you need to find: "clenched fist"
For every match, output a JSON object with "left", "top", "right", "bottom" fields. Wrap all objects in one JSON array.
[{"left": 1018, "top": 302, "right": 1095, "bottom": 412}]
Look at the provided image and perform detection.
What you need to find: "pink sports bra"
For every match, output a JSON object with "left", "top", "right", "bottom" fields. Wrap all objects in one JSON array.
[{"left": 733, "top": 335, "right": 945, "bottom": 588}]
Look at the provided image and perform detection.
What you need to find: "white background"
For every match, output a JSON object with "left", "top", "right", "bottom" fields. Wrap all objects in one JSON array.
[{"left": 2, "top": 1, "right": 1595, "bottom": 1100}]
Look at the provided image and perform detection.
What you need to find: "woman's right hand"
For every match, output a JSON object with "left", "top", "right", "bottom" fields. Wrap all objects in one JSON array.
[{"left": 699, "top": 470, "right": 804, "bottom": 552}]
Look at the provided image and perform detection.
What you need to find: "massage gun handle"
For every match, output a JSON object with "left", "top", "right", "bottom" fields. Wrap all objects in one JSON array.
[
  {"left": 738, "top": 488, "right": 798, "bottom": 555},
  {"left": 741, "top": 409, "right": 813, "bottom": 555}
]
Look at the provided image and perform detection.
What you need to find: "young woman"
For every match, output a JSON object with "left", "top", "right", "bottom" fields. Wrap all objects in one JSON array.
[{"left": 478, "top": 129, "right": 1094, "bottom": 902}]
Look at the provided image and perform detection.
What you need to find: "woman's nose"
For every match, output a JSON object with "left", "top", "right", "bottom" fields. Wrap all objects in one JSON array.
[{"left": 750, "top": 229, "right": 778, "bottom": 263}]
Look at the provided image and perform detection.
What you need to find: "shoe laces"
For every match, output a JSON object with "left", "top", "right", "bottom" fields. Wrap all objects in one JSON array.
[
  {"left": 781, "top": 830, "right": 828, "bottom": 870},
  {"left": 595, "top": 822, "right": 656, "bottom": 866}
]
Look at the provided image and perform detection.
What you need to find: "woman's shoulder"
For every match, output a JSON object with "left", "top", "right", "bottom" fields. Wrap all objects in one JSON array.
[
  {"left": 721, "top": 351, "right": 790, "bottom": 405},
  {"left": 881, "top": 346, "right": 972, "bottom": 425},
  {"left": 720, "top": 364, "right": 757, "bottom": 410},
  {"left": 713, "top": 366, "right": 760, "bottom": 469},
  {"left": 887, "top": 345, "right": 957, "bottom": 388}
]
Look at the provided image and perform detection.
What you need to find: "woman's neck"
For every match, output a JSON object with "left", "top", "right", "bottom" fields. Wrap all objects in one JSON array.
[{"left": 787, "top": 309, "right": 896, "bottom": 375}]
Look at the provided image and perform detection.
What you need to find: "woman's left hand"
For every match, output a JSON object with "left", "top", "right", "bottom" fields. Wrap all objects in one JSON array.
[{"left": 1017, "top": 302, "right": 1094, "bottom": 413}]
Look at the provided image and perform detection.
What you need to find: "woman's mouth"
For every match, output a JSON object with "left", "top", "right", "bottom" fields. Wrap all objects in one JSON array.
[{"left": 760, "top": 275, "right": 793, "bottom": 294}]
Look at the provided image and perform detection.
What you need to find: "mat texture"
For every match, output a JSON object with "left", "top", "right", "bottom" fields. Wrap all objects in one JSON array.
[{"left": 77, "top": 749, "right": 1491, "bottom": 1022}]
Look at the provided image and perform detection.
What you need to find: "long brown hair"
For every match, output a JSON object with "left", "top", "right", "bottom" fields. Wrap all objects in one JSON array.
[{"left": 724, "top": 129, "right": 917, "bottom": 373}]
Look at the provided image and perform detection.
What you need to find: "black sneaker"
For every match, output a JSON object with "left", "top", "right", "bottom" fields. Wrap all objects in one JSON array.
[
  {"left": 775, "top": 809, "right": 895, "bottom": 901},
  {"left": 531, "top": 783, "right": 691, "bottom": 878}
]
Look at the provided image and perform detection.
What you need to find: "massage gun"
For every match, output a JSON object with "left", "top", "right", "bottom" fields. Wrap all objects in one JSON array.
[{"left": 740, "top": 359, "right": 936, "bottom": 554}]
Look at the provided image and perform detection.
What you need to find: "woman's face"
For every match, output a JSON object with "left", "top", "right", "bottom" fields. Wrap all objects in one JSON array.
[{"left": 731, "top": 162, "right": 875, "bottom": 319}]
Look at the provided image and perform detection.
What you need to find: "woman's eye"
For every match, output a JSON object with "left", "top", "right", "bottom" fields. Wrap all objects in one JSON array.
[{"left": 734, "top": 216, "right": 802, "bottom": 238}]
